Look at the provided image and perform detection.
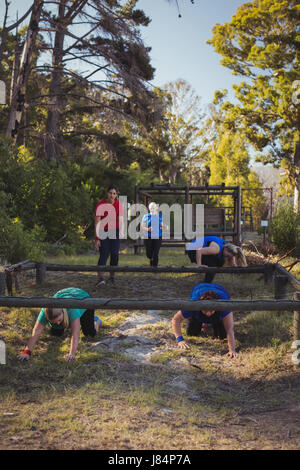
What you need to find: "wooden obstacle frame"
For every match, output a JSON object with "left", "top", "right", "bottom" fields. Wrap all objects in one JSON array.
[
  {"left": 0, "top": 261, "right": 300, "bottom": 353},
  {"left": 133, "top": 184, "right": 242, "bottom": 254}
]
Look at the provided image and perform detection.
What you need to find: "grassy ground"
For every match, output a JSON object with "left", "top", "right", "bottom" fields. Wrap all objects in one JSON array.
[{"left": 0, "top": 247, "right": 299, "bottom": 450}]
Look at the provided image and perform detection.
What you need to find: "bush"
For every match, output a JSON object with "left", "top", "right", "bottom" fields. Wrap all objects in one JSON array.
[
  {"left": 0, "top": 138, "right": 159, "bottom": 259},
  {"left": 269, "top": 200, "right": 300, "bottom": 252},
  {"left": 0, "top": 217, "right": 47, "bottom": 264}
]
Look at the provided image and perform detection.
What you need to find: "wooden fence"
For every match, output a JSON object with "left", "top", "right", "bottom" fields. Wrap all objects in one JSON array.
[{"left": 0, "top": 260, "right": 299, "bottom": 345}]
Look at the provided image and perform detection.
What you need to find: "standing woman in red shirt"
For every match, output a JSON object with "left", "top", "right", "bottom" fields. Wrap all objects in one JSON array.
[{"left": 94, "top": 185, "right": 124, "bottom": 286}]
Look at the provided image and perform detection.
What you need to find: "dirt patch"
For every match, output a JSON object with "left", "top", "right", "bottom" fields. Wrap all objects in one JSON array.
[{"left": 92, "top": 310, "right": 168, "bottom": 363}]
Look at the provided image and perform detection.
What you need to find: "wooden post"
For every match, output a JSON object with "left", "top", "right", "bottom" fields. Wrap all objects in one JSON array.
[
  {"left": 36, "top": 262, "right": 46, "bottom": 285},
  {"left": 0, "top": 271, "right": 6, "bottom": 296},
  {"left": 134, "top": 186, "right": 140, "bottom": 255},
  {"left": 293, "top": 292, "right": 300, "bottom": 368},
  {"left": 294, "top": 292, "right": 300, "bottom": 342},
  {"left": 184, "top": 186, "right": 190, "bottom": 241},
  {"left": 235, "top": 186, "right": 242, "bottom": 245},
  {"left": 264, "top": 263, "right": 275, "bottom": 285},
  {"left": 274, "top": 274, "right": 289, "bottom": 300}
]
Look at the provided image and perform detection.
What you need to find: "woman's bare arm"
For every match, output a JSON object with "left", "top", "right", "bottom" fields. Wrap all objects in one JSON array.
[
  {"left": 171, "top": 311, "right": 190, "bottom": 350},
  {"left": 18, "top": 321, "right": 45, "bottom": 360},
  {"left": 222, "top": 313, "right": 237, "bottom": 357},
  {"left": 66, "top": 318, "right": 81, "bottom": 361}
]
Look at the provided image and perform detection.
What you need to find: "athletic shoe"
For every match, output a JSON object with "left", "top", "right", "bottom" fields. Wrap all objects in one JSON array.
[
  {"left": 107, "top": 277, "right": 115, "bottom": 284},
  {"left": 95, "top": 279, "right": 106, "bottom": 287},
  {"left": 94, "top": 316, "right": 102, "bottom": 332}
]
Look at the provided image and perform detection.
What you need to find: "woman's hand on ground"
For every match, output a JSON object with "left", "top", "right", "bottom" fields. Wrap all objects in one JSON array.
[
  {"left": 18, "top": 353, "right": 30, "bottom": 361},
  {"left": 227, "top": 351, "right": 238, "bottom": 358},
  {"left": 65, "top": 353, "right": 76, "bottom": 362},
  {"left": 177, "top": 341, "right": 190, "bottom": 350}
]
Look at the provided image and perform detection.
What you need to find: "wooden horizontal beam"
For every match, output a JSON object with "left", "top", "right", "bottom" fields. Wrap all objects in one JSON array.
[
  {"left": 136, "top": 192, "right": 235, "bottom": 196},
  {"left": 44, "top": 264, "right": 266, "bottom": 274},
  {"left": 137, "top": 186, "right": 239, "bottom": 191},
  {"left": 0, "top": 296, "right": 299, "bottom": 311}
]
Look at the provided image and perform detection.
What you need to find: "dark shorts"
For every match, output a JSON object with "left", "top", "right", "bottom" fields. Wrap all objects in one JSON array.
[
  {"left": 186, "top": 242, "right": 225, "bottom": 283},
  {"left": 186, "top": 312, "right": 227, "bottom": 340}
]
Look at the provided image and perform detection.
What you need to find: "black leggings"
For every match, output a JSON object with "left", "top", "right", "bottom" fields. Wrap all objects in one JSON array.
[
  {"left": 144, "top": 239, "right": 162, "bottom": 267},
  {"left": 50, "top": 309, "right": 96, "bottom": 338},
  {"left": 186, "top": 315, "right": 227, "bottom": 340},
  {"left": 98, "top": 229, "right": 120, "bottom": 267}
]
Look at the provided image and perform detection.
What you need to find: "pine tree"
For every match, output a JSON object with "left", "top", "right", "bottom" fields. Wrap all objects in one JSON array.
[{"left": 208, "top": 0, "right": 300, "bottom": 207}]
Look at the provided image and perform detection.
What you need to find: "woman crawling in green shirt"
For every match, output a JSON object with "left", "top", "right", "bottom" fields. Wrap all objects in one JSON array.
[{"left": 18, "top": 288, "right": 102, "bottom": 362}]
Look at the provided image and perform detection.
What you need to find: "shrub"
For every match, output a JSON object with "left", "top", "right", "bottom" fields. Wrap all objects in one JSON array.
[
  {"left": 269, "top": 200, "right": 300, "bottom": 252},
  {"left": 0, "top": 217, "right": 47, "bottom": 264}
]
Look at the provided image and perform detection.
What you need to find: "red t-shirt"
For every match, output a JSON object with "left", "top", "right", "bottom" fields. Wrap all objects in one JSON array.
[{"left": 94, "top": 199, "right": 124, "bottom": 231}]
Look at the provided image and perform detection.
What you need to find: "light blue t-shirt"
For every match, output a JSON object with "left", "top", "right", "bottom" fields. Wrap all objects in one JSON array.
[
  {"left": 142, "top": 213, "right": 163, "bottom": 239},
  {"left": 37, "top": 287, "right": 91, "bottom": 329}
]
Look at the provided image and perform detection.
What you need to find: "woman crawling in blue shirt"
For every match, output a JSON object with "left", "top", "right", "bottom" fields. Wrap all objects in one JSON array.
[
  {"left": 186, "top": 236, "right": 247, "bottom": 283},
  {"left": 171, "top": 283, "right": 238, "bottom": 358}
]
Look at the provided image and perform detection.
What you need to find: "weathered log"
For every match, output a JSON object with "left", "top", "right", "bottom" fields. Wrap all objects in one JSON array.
[
  {"left": 0, "top": 296, "right": 299, "bottom": 311},
  {"left": 274, "top": 274, "right": 289, "bottom": 300},
  {"left": 293, "top": 292, "right": 300, "bottom": 369},
  {"left": 36, "top": 262, "right": 46, "bottom": 285},
  {"left": 44, "top": 264, "right": 266, "bottom": 274},
  {"left": 0, "top": 271, "right": 6, "bottom": 296},
  {"left": 275, "top": 264, "right": 300, "bottom": 290}
]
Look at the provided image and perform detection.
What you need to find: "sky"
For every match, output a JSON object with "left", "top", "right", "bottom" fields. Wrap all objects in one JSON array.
[
  {"left": 137, "top": 0, "right": 246, "bottom": 106},
  {"left": 1, "top": 0, "right": 246, "bottom": 106},
  {"left": 2, "top": 0, "right": 269, "bottom": 168}
]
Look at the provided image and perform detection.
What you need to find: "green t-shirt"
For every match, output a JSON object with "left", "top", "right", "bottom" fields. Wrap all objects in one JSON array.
[{"left": 37, "top": 287, "right": 91, "bottom": 329}]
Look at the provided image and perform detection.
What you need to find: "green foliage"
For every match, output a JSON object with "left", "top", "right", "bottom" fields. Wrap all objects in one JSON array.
[
  {"left": 0, "top": 189, "right": 47, "bottom": 263},
  {"left": 269, "top": 200, "right": 300, "bottom": 251},
  {"left": 0, "top": 219, "right": 47, "bottom": 264},
  {"left": 0, "top": 137, "right": 158, "bottom": 261},
  {"left": 208, "top": 0, "right": 300, "bottom": 197},
  {"left": 204, "top": 94, "right": 268, "bottom": 226},
  {"left": 134, "top": 80, "right": 205, "bottom": 183}
]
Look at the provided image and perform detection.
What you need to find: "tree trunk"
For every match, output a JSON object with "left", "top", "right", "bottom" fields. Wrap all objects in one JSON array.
[
  {"left": 0, "top": 0, "right": 9, "bottom": 75},
  {"left": 6, "top": 0, "right": 43, "bottom": 139},
  {"left": 158, "top": 167, "right": 164, "bottom": 182},
  {"left": 10, "top": 34, "right": 21, "bottom": 105},
  {"left": 0, "top": 3, "right": 33, "bottom": 69},
  {"left": 44, "top": 0, "right": 67, "bottom": 161}
]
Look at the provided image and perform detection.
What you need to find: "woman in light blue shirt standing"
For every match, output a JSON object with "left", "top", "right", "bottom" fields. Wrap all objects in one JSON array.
[{"left": 141, "top": 202, "right": 166, "bottom": 267}]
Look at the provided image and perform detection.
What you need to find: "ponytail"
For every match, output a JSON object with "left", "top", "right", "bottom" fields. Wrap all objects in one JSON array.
[
  {"left": 224, "top": 244, "right": 247, "bottom": 267},
  {"left": 236, "top": 246, "right": 247, "bottom": 267}
]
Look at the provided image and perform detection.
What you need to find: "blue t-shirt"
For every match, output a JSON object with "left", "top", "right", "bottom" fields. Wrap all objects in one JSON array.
[
  {"left": 186, "top": 236, "right": 227, "bottom": 259},
  {"left": 142, "top": 213, "right": 163, "bottom": 239},
  {"left": 181, "top": 283, "right": 231, "bottom": 323},
  {"left": 37, "top": 287, "right": 91, "bottom": 329}
]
